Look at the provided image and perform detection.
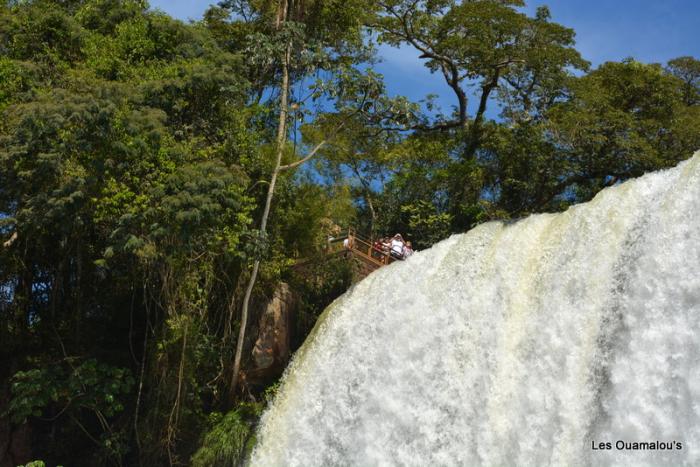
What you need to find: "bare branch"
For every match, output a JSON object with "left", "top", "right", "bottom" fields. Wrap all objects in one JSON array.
[
  {"left": 377, "top": 1, "right": 468, "bottom": 126},
  {"left": 279, "top": 121, "right": 347, "bottom": 171},
  {"left": 3, "top": 231, "right": 17, "bottom": 248}
]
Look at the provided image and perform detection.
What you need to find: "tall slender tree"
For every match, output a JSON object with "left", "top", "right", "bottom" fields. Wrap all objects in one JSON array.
[{"left": 220, "top": 0, "right": 380, "bottom": 395}]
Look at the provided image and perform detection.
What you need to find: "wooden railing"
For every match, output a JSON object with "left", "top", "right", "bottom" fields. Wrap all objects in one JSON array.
[
  {"left": 294, "top": 227, "right": 398, "bottom": 279},
  {"left": 336, "top": 228, "right": 404, "bottom": 277}
]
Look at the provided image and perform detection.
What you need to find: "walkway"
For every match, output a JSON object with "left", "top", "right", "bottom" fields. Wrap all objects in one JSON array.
[{"left": 293, "top": 228, "right": 398, "bottom": 280}]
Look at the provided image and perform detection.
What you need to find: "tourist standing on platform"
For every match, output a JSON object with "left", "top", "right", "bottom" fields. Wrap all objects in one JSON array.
[{"left": 390, "top": 234, "right": 405, "bottom": 259}]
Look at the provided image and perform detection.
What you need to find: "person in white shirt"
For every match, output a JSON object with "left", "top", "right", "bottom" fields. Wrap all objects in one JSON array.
[{"left": 390, "top": 234, "right": 405, "bottom": 259}]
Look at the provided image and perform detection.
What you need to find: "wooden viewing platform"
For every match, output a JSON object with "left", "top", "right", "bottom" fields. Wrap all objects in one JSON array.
[{"left": 293, "top": 228, "right": 400, "bottom": 280}]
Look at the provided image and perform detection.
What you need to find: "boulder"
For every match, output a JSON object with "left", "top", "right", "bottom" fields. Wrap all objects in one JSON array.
[{"left": 249, "top": 283, "right": 298, "bottom": 382}]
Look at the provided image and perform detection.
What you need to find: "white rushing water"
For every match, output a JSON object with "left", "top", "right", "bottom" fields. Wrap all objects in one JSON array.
[{"left": 252, "top": 152, "right": 700, "bottom": 467}]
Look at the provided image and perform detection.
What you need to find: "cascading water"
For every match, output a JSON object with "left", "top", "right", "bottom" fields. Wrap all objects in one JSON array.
[{"left": 252, "top": 152, "right": 700, "bottom": 467}]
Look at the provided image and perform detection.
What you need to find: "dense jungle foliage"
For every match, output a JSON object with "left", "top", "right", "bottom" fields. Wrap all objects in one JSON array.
[{"left": 0, "top": 0, "right": 698, "bottom": 465}]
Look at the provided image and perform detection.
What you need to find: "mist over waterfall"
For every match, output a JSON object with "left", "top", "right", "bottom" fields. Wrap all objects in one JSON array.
[{"left": 251, "top": 153, "right": 700, "bottom": 467}]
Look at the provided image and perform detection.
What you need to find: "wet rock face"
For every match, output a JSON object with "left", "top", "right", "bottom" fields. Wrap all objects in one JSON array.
[{"left": 251, "top": 283, "right": 297, "bottom": 379}]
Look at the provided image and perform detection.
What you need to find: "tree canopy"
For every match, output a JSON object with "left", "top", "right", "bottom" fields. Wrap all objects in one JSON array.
[{"left": 0, "top": 0, "right": 698, "bottom": 465}]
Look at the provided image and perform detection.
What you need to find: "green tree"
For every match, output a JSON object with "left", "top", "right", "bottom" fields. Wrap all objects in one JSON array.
[
  {"left": 543, "top": 59, "right": 700, "bottom": 206},
  {"left": 667, "top": 56, "right": 700, "bottom": 105},
  {"left": 373, "top": 0, "right": 587, "bottom": 228},
  {"left": 0, "top": 2, "right": 259, "bottom": 464},
  {"left": 217, "top": 0, "right": 380, "bottom": 395}
]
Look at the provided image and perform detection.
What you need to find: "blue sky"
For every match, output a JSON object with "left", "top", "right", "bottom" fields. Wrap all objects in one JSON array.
[{"left": 150, "top": 0, "right": 700, "bottom": 111}]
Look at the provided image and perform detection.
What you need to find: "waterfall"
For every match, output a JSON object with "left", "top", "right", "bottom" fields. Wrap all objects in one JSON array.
[{"left": 251, "top": 152, "right": 700, "bottom": 467}]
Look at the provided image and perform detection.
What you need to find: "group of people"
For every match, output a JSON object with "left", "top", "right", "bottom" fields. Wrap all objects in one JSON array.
[{"left": 373, "top": 233, "right": 414, "bottom": 261}]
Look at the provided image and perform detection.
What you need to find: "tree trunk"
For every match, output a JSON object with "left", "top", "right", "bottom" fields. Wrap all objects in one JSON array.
[
  {"left": 464, "top": 71, "right": 500, "bottom": 160},
  {"left": 230, "top": 39, "right": 291, "bottom": 398},
  {"left": 367, "top": 193, "right": 377, "bottom": 237}
]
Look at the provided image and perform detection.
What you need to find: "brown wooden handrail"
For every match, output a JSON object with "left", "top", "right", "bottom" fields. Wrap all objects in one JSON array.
[
  {"left": 292, "top": 227, "right": 399, "bottom": 279},
  {"left": 345, "top": 227, "right": 398, "bottom": 266}
]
